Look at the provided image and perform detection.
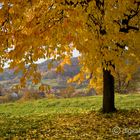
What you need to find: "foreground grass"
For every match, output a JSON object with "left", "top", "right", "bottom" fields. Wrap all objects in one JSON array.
[{"left": 0, "top": 94, "right": 140, "bottom": 139}]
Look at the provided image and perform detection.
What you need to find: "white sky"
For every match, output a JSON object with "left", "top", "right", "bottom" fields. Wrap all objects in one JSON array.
[
  {"left": 35, "top": 49, "right": 80, "bottom": 64},
  {"left": 4, "top": 49, "right": 80, "bottom": 68}
]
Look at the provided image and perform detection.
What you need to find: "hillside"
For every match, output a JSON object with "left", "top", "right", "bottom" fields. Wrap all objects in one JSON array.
[
  {"left": 0, "top": 94, "right": 140, "bottom": 139},
  {"left": 0, "top": 57, "right": 140, "bottom": 93},
  {"left": 0, "top": 57, "right": 80, "bottom": 89}
]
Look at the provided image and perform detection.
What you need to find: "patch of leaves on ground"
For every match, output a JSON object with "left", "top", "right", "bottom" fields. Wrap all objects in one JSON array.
[{"left": 0, "top": 109, "right": 140, "bottom": 140}]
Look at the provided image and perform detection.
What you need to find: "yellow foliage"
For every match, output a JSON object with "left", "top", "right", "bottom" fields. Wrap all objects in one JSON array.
[
  {"left": 0, "top": 0, "right": 139, "bottom": 90},
  {"left": 39, "top": 84, "right": 51, "bottom": 93}
]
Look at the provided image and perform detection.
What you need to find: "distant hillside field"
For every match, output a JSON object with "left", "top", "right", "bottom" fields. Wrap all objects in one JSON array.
[
  {"left": 0, "top": 57, "right": 80, "bottom": 89},
  {"left": 0, "top": 94, "right": 140, "bottom": 139},
  {"left": 0, "top": 57, "right": 140, "bottom": 93}
]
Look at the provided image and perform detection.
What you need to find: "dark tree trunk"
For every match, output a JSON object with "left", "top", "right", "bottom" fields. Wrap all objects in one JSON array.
[{"left": 102, "top": 68, "right": 116, "bottom": 113}]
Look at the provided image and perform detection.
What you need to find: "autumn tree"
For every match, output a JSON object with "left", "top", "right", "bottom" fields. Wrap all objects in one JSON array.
[{"left": 0, "top": 0, "right": 140, "bottom": 113}]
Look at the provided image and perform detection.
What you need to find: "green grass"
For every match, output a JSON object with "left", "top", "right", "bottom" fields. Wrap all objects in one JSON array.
[
  {"left": 28, "top": 79, "right": 67, "bottom": 89},
  {"left": 0, "top": 94, "right": 140, "bottom": 139},
  {"left": 42, "top": 79, "right": 61, "bottom": 87},
  {"left": 0, "top": 94, "right": 139, "bottom": 116}
]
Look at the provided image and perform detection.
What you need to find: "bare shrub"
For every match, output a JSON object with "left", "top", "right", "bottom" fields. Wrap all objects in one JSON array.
[{"left": 20, "top": 89, "right": 46, "bottom": 101}]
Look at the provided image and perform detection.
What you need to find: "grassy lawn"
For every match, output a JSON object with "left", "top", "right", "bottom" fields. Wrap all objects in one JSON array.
[{"left": 0, "top": 94, "right": 140, "bottom": 139}]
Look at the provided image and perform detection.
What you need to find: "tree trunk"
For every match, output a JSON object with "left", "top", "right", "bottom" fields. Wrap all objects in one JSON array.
[{"left": 102, "top": 68, "right": 116, "bottom": 113}]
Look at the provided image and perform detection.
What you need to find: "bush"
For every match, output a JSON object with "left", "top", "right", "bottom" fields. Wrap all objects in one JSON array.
[
  {"left": 0, "top": 93, "right": 19, "bottom": 103},
  {"left": 20, "top": 89, "right": 46, "bottom": 101},
  {"left": 58, "top": 86, "right": 75, "bottom": 98}
]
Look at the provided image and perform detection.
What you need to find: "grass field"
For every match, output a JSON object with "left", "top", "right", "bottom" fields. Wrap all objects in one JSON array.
[{"left": 0, "top": 94, "right": 140, "bottom": 139}]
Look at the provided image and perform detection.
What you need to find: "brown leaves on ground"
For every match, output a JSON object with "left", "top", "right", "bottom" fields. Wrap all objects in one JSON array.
[{"left": 0, "top": 110, "right": 140, "bottom": 139}]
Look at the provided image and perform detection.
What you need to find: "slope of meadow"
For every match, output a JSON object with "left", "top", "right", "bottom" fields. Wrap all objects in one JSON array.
[
  {"left": 0, "top": 94, "right": 140, "bottom": 139},
  {"left": 0, "top": 58, "right": 140, "bottom": 94}
]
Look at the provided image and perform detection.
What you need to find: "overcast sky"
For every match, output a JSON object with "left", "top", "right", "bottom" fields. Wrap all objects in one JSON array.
[
  {"left": 4, "top": 49, "right": 80, "bottom": 68},
  {"left": 36, "top": 49, "right": 80, "bottom": 64}
]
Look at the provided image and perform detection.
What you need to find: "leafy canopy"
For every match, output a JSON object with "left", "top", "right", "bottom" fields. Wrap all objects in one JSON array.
[{"left": 0, "top": 0, "right": 140, "bottom": 88}]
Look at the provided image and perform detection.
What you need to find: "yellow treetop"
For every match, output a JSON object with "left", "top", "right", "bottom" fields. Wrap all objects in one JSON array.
[{"left": 0, "top": 0, "right": 139, "bottom": 88}]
